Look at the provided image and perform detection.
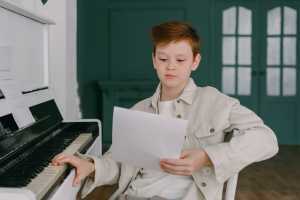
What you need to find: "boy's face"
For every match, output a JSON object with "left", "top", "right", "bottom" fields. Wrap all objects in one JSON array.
[{"left": 152, "top": 40, "right": 201, "bottom": 91}]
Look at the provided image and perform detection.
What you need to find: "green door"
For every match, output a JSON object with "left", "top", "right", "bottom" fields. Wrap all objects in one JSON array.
[
  {"left": 260, "top": 1, "right": 300, "bottom": 144},
  {"left": 215, "top": 0, "right": 300, "bottom": 144},
  {"left": 214, "top": 1, "right": 259, "bottom": 112}
]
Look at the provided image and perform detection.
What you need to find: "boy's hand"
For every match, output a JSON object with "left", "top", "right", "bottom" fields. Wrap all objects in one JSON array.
[
  {"left": 160, "top": 149, "right": 212, "bottom": 176},
  {"left": 51, "top": 153, "right": 95, "bottom": 186}
]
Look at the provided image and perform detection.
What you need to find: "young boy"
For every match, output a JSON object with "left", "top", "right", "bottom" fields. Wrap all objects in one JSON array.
[{"left": 52, "top": 21, "right": 278, "bottom": 200}]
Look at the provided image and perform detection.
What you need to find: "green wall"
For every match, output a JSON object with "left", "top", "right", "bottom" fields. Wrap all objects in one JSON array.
[
  {"left": 77, "top": 0, "right": 300, "bottom": 146},
  {"left": 77, "top": 0, "right": 213, "bottom": 116}
]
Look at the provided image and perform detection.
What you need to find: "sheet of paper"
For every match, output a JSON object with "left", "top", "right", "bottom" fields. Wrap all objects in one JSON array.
[{"left": 111, "top": 106, "right": 188, "bottom": 171}]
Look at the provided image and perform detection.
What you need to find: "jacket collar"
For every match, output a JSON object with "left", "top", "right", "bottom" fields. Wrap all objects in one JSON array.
[{"left": 150, "top": 78, "right": 198, "bottom": 111}]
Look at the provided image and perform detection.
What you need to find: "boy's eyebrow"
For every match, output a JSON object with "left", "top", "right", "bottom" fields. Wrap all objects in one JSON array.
[
  {"left": 156, "top": 52, "right": 187, "bottom": 57},
  {"left": 175, "top": 54, "right": 187, "bottom": 57},
  {"left": 156, "top": 51, "right": 167, "bottom": 55}
]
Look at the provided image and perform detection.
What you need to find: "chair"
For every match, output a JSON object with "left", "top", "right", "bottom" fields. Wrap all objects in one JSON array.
[{"left": 224, "top": 173, "right": 239, "bottom": 200}]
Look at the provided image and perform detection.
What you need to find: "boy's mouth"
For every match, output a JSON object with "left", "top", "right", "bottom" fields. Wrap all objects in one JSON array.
[{"left": 165, "top": 74, "right": 176, "bottom": 79}]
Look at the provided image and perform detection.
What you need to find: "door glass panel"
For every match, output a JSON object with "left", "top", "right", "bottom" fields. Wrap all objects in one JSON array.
[
  {"left": 223, "top": 7, "right": 236, "bottom": 34},
  {"left": 283, "top": 68, "right": 296, "bottom": 96},
  {"left": 268, "top": 7, "right": 281, "bottom": 35},
  {"left": 222, "top": 67, "right": 235, "bottom": 95},
  {"left": 267, "top": 37, "right": 281, "bottom": 65},
  {"left": 238, "top": 37, "right": 251, "bottom": 65},
  {"left": 238, "top": 67, "right": 251, "bottom": 95},
  {"left": 222, "top": 37, "right": 236, "bottom": 65},
  {"left": 238, "top": 7, "right": 252, "bottom": 35},
  {"left": 283, "top": 37, "right": 296, "bottom": 65},
  {"left": 267, "top": 67, "right": 280, "bottom": 96},
  {"left": 284, "top": 7, "right": 297, "bottom": 34}
]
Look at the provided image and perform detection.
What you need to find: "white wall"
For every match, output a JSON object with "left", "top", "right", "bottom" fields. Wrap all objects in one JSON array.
[
  {"left": 7, "top": 0, "right": 81, "bottom": 119},
  {"left": 65, "top": 0, "right": 81, "bottom": 119}
]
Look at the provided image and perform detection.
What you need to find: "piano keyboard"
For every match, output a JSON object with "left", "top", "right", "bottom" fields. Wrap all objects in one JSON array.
[
  {"left": 26, "top": 133, "right": 92, "bottom": 200},
  {"left": 0, "top": 131, "right": 93, "bottom": 200}
]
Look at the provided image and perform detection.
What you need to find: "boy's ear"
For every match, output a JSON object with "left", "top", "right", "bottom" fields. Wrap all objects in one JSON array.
[
  {"left": 152, "top": 53, "right": 157, "bottom": 69},
  {"left": 191, "top": 53, "right": 201, "bottom": 71}
]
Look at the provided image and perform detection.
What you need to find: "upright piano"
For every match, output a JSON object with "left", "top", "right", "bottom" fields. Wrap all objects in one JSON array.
[
  {"left": 0, "top": 1, "right": 102, "bottom": 199},
  {"left": 0, "top": 83, "right": 101, "bottom": 200}
]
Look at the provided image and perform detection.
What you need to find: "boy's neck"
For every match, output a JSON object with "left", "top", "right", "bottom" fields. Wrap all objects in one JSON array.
[{"left": 160, "top": 81, "right": 188, "bottom": 101}]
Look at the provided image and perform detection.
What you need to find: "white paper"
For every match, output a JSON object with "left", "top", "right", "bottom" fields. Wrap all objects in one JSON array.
[{"left": 111, "top": 106, "right": 188, "bottom": 171}]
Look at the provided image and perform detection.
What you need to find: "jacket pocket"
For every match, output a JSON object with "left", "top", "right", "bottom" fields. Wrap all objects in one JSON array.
[
  {"left": 189, "top": 118, "right": 230, "bottom": 146},
  {"left": 191, "top": 117, "right": 229, "bottom": 138}
]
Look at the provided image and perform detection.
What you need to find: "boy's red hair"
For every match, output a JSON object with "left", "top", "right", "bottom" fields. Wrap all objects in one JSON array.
[{"left": 151, "top": 21, "right": 200, "bottom": 57}]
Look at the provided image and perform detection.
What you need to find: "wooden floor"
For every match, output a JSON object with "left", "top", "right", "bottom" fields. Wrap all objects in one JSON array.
[
  {"left": 236, "top": 145, "right": 300, "bottom": 200},
  {"left": 84, "top": 145, "right": 300, "bottom": 200}
]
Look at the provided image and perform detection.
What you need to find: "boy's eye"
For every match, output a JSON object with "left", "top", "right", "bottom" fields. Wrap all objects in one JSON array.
[
  {"left": 159, "top": 58, "right": 167, "bottom": 62},
  {"left": 177, "top": 59, "right": 185, "bottom": 62}
]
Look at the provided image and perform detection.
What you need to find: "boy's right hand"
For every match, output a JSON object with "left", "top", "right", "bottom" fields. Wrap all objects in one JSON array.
[{"left": 51, "top": 154, "right": 95, "bottom": 186}]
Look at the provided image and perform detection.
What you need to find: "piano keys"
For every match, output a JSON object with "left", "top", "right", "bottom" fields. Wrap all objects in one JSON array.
[{"left": 26, "top": 133, "right": 93, "bottom": 200}]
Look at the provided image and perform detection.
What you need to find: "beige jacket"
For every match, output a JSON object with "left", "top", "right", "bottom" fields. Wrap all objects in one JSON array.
[{"left": 81, "top": 79, "right": 278, "bottom": 200}]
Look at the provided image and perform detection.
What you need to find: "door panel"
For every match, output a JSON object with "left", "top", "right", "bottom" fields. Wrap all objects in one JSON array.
[
  {"left": 214, "top": 1, "right": 259, "bottom": 112},
  {"left": 260, "top": 1, "right": 300, "bottom": 144},
  {"left": 215, "top": 0, "right": 300, "bottom": 144}
]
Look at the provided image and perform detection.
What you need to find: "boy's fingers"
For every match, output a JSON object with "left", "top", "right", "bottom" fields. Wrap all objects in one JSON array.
[
  {"left": 52, "top": 154, "right": 70, "bottom": 165},
  {"left": 180, "top": 150, "right": 190, "bottom": 158},
  {"left": 161, "top": 164, "right": 189, "bottom": 176},
  {"left": 53, "top": 156, "right": 76, "bottom": 167},
  {"left": 52, "top": 153, "right": 66, "bottom": 161},
  {"left": 161, "top": 162, "right": 187, "bottom": 172},
  {"left": 73, "top": 170, "right": 85, "bottom": 186},
  {"left": 73, "top": 175, "right": 81, "bottom": 186},
  {"left": 56, "top": 155, "right": 80, "bottom": 166},
  {"left": 160, "top": 158, "right": 187, "bottom": 166}
]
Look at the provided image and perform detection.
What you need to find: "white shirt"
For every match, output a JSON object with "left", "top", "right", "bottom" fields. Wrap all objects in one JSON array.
[{"left": 125, "top": 100, "right": 193, "bottom": 199}]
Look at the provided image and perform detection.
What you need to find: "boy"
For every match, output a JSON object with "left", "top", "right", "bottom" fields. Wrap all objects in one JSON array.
[{"left": 52, "top": 21, "right": 278, "bottom": 200}]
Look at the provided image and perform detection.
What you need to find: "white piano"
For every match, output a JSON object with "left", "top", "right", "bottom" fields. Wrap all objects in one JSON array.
[{"left": 0, "top": 1, "right": 102, "bottom": 200}]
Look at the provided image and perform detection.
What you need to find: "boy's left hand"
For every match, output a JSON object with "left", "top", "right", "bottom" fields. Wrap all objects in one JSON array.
[{"left": 160, "top": 149, "right": 212, "bottom": 176}]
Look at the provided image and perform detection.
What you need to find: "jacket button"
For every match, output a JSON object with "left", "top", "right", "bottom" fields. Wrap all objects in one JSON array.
[
  {"left": 209, "top": 128, "right": 215, "bottom": 133},
  {"left": 176, "top": 114, "right": 182, "bottom": 118},
  {"left": 201, "top": 182, "right": 207, "bottom": 187},
  {"left": 177, "top": 99, "right": 180, "bottom": 103}
]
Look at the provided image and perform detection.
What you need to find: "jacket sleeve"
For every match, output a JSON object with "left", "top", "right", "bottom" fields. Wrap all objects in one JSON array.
[
  {"left": 79, "top": 99, "right": 151, "bottom": 198},
  {"left": 203, "top": 101, "right": 279, "bottom": 183},
  {"left": 78, "top": 148, "right": 121, "bottom": 198}
]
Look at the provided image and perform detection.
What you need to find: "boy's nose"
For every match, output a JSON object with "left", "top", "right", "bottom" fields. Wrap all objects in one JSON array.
[{"left": 167, "top": 62, "right": 176, "bottom": 70}]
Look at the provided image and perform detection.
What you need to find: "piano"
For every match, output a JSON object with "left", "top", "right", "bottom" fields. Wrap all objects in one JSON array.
[
  {"left": 0, "top": 84, "right": 102, "bottom": 200},
  {"left": 0, "top": 1, "right": 102, "bottom": 199}
]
